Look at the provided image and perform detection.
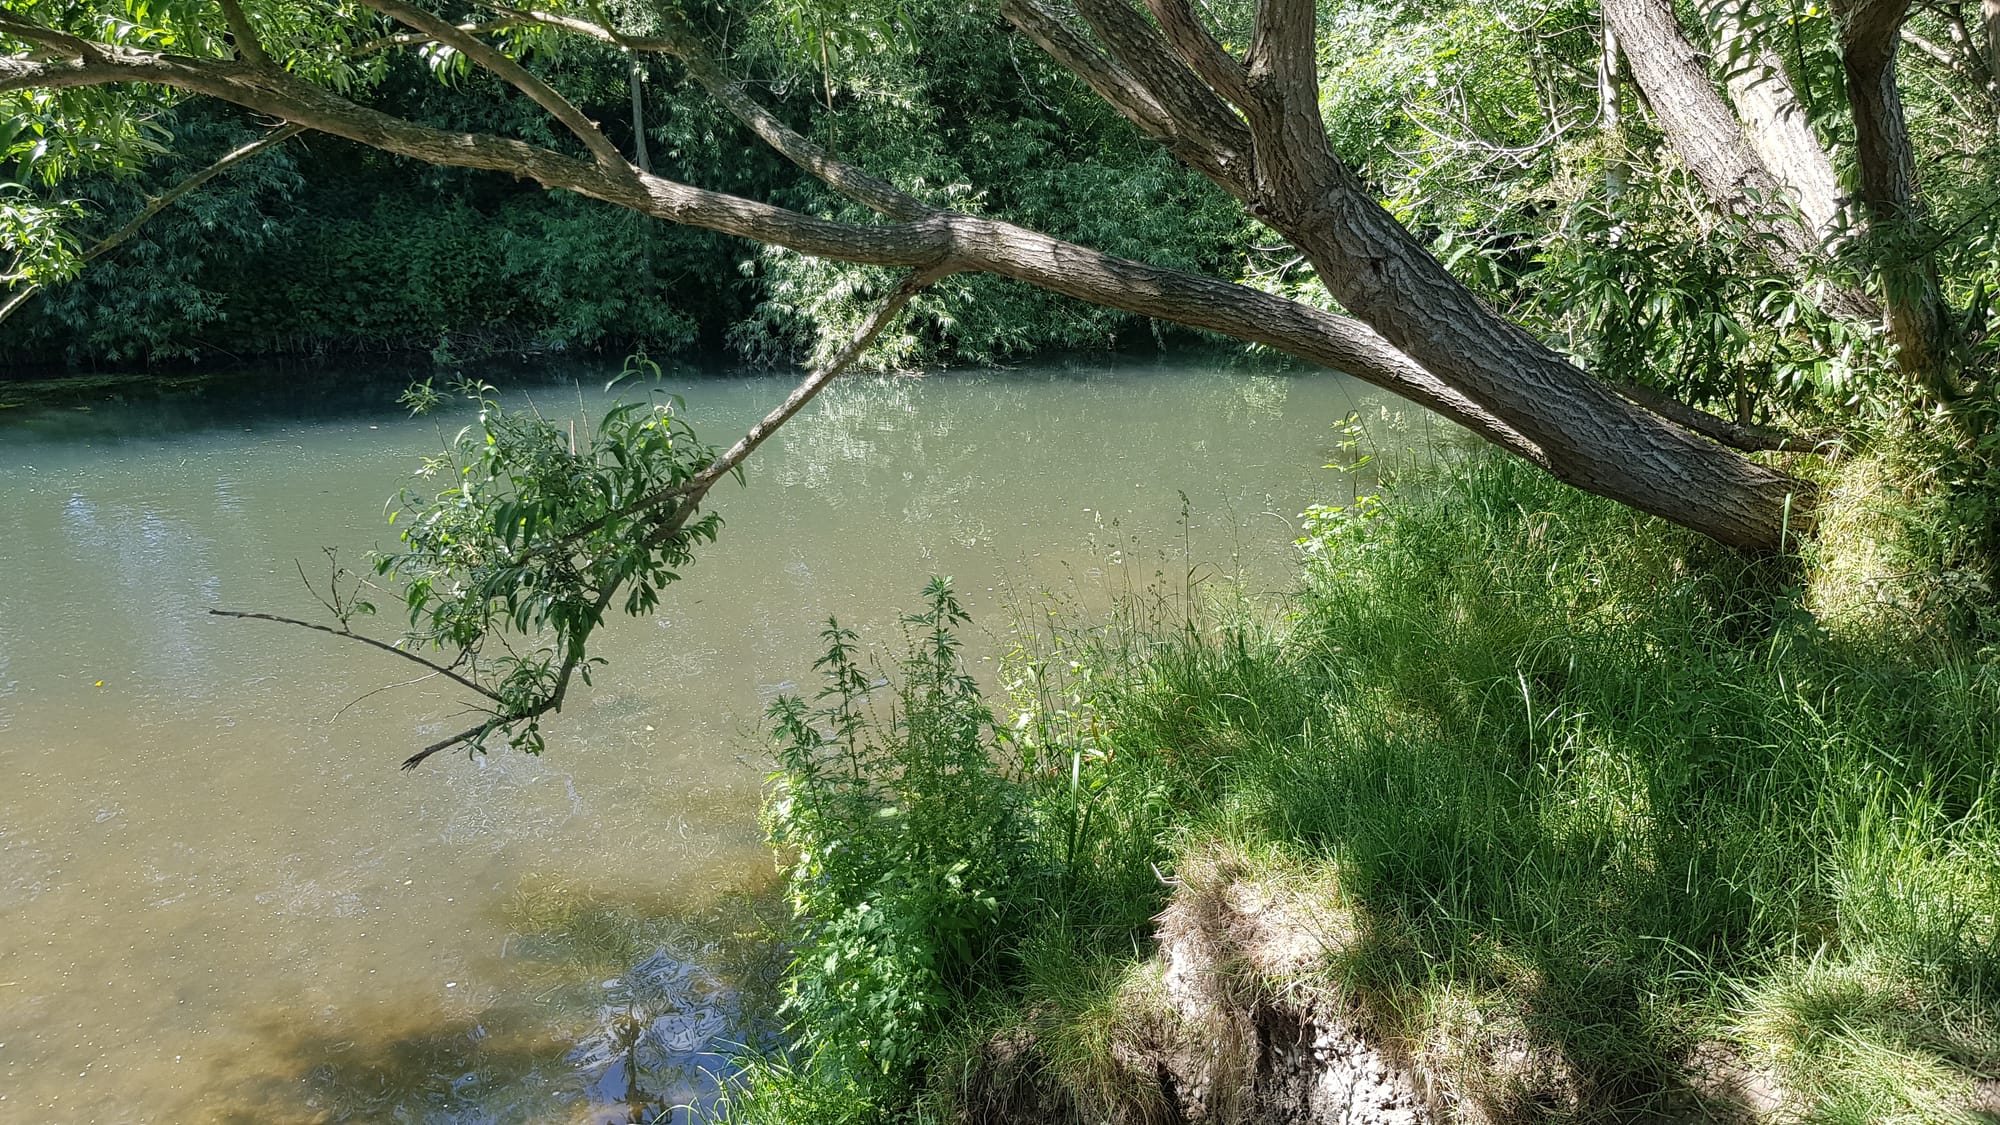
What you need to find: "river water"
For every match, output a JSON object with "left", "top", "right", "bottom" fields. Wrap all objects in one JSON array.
[{"left": 0, "top": 357, "right": 1411, "bottom": 1122}]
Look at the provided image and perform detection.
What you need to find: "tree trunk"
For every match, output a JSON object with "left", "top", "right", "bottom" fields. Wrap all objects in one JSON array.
[
  {"left": 628, "top": 55, "right": 651, "bottom": 173},
  {"left": 1838, "top": 0, "right": 1965, "bottom": 397},
  {"left": 0, "top": 13, "right": 1818, "bottom": 551},
  {"left": 1053, "top": 0, "right": 1813, "bottom": 549},
  {"left": 1602, "top": 0, "right": 1877, "bottom": 322},
  {"left": 1700, "top": 0, "right": 1848, "bottom": 246}
]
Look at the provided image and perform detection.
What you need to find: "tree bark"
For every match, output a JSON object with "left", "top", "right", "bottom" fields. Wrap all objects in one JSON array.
[
  {"left": 1011, "top": 0, "right": 1813, "bottom": 549},
  {"left": 1836, "top": 0, "right": 1966, "bottom": 397},
  {"left": 627, "top": 55, "right": 651, "bottom": 173},
  {"left": 1600, "top": 22, "right": 1626, "bottom": 200},
  {"left": 1699, "top": 0, "right": 1848, "bottom": 246}
]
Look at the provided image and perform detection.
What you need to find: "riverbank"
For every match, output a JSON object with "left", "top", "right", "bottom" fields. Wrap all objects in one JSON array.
[
  {"left": 0, "top": 356, "right": 1371, "bottom": 1121},
  {"left": 725, "top": 450, "right": 2000, "bottom": 1123}
]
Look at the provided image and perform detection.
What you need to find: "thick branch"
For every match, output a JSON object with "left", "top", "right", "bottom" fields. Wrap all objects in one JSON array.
[
  {"left": 1069, "top": 0, "right": 1253, "bottom": 187},
  {"left": 358, "top": 0, "right": 628, "bottom": 170},
  {"left": 1245, "top": 0, "right": 1316, "bottom": 105},
  {"left": 1142, "top": 0, "right": 1252, "bottom": 107},
  {"left": 0, "top": 123, "right": 303, "bottom": 325},
  {"left": 4, "top": 13, "right": 1826, "bottom": 549},
  {"left": 1612, "top": 380, "right": 1842, "bottom": 452},
  {"left": 996, "top": 0, "right": 1188, "bottom": 168},
  {"left": 1836, "top": 0, "right": 1967, "bottom": 396},
  {"left": 218, "top": 0, "right": 267, "bottom": 67},
  {"left": 0, "top": 12, "right": 103, "bottom": 58},
  {"left": 1700, "top": 0, "right": 1851, "bottom": 244}
]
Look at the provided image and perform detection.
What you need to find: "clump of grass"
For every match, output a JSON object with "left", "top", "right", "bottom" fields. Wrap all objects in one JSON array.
[{"left": 1803, "top": 431, "right": 1997, "bottom": 652}]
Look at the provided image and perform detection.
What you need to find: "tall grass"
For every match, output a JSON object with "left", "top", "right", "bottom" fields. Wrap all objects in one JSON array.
[{"left": 715, "top": 453, "right": 2000, "bottom": 1123}]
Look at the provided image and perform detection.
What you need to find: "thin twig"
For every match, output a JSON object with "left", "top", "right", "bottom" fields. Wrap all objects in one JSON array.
[
  {"left": 359, "top": 0, "right": 629, "bottom": 170},
  {"left": 207, "top": 609, "right": 503, "bottom": 701}
]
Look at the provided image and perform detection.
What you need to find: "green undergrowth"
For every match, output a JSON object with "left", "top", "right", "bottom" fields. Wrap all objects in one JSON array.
[{"left": 710, "top": 453, "right": 2000, "bottom": 1124}]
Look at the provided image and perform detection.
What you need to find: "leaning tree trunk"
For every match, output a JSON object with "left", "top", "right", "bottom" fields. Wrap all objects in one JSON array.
[
  {"left": 1012, "top": 0, "right": 1812, "bottom": 550},
  {"left": 0, "top": 2, "right": 1823, "bottom": 551}
]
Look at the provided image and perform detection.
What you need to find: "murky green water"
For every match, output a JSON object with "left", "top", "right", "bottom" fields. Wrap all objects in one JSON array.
[{"left": 0, "top": 357, "right": 1419, "bottom": 1122}]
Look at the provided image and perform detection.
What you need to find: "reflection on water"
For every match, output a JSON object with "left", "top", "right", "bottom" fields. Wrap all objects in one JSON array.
[
  {"left": 0, "top": 356, "right": 1414, "bottom": 1121},
  {"left": 163, "top": 879, "right": 786, "bottom": 1125}
]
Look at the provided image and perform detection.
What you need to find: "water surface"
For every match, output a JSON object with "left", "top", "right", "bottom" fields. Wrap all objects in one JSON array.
[{"left": 0, "top": 357, "right": 1414, "bottom": 1121}]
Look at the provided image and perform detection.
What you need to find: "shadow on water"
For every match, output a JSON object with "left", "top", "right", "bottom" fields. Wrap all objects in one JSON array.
[
  {"left": 0, "top": 361, "right": 619, "bottom": 444},
  {"left": 201, "top": 876, "right": 789, "bottom": 1125}
]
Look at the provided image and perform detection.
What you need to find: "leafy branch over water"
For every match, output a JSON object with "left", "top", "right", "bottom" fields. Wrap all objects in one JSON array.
[{"left": 209, "top": 268, "right": 949, "bottom": 769}]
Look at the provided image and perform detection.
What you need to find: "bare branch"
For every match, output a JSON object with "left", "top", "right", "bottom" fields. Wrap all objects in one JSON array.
[
  {"left": 1069, "top": 0, "right": 1253, "bottom": 180},
  {"left": 533, "top": 265, "right": 957, "bottom": 556},
  {"left": 484, "top": 5, "right": 934, "bottom": 220},
  {"left": 402, "top": 718, "right": 506, "bottom": 771},
  {"left": 1611, "top": 381, "right": 1846, "bottom": 453},
  {"left": 0, "top": 123, "right": 304, "bottom": 325},
  {"left": 0, "top": 11, "right": 102, "bottom": 59},
  {"left": 682, "top": 266, "right": 956, "bottom": 507},
  {"left": 347, "top": 20, "right": 532, "bottom": 59},
  {"left": 998, "top": 0, "right": 1182, "bottom": 153},
  {"left": 356, "top": 0, "right": 629, "bottom": 171},
  {"left": 206, "top": 609, "right": 504, "bottom": 702}
]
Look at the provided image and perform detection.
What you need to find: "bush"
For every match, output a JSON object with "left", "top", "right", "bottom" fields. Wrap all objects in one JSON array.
[{"left": 762, "top": 579, "right": 1033, "bottom": 1090}]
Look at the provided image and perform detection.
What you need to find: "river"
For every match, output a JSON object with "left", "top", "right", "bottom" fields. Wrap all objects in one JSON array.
[{"left": 0, "top": 357, "right": 1415, "bottom": 1122}]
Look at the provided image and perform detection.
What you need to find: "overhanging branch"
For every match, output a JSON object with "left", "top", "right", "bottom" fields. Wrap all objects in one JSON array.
[{"left": 358, "top": 0, "right": 629, "bottom": 171}]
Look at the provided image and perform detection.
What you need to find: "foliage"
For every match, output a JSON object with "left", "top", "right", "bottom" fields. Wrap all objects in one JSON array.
[
  {"left": 2, "top": 0, "right": 1251, "bottom": 369},
  {"left": 761, "top": 579, "right": 1030, "bottom": 1089},
  {"left": 6, "top": 108, "right": 304, "bottom": 362},
  {"left": 376, "top": 378, "right": 720, "bottom": 756},
  {"left": 729, "top": 0, "right": 1252, "bottom": 368}
]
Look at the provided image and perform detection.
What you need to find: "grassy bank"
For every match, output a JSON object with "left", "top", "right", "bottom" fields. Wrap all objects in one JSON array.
[{"left": 716, "top": 452, "right": 2000, "bottom": 1123}]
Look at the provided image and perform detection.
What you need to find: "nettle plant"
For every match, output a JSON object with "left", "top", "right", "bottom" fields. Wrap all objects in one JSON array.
[
  {"left": 371, "top": 378, "right": 722, "bottom": 766},
  {"left": 764, "top": 580, "right": 1028, "bottom": 1082}
]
